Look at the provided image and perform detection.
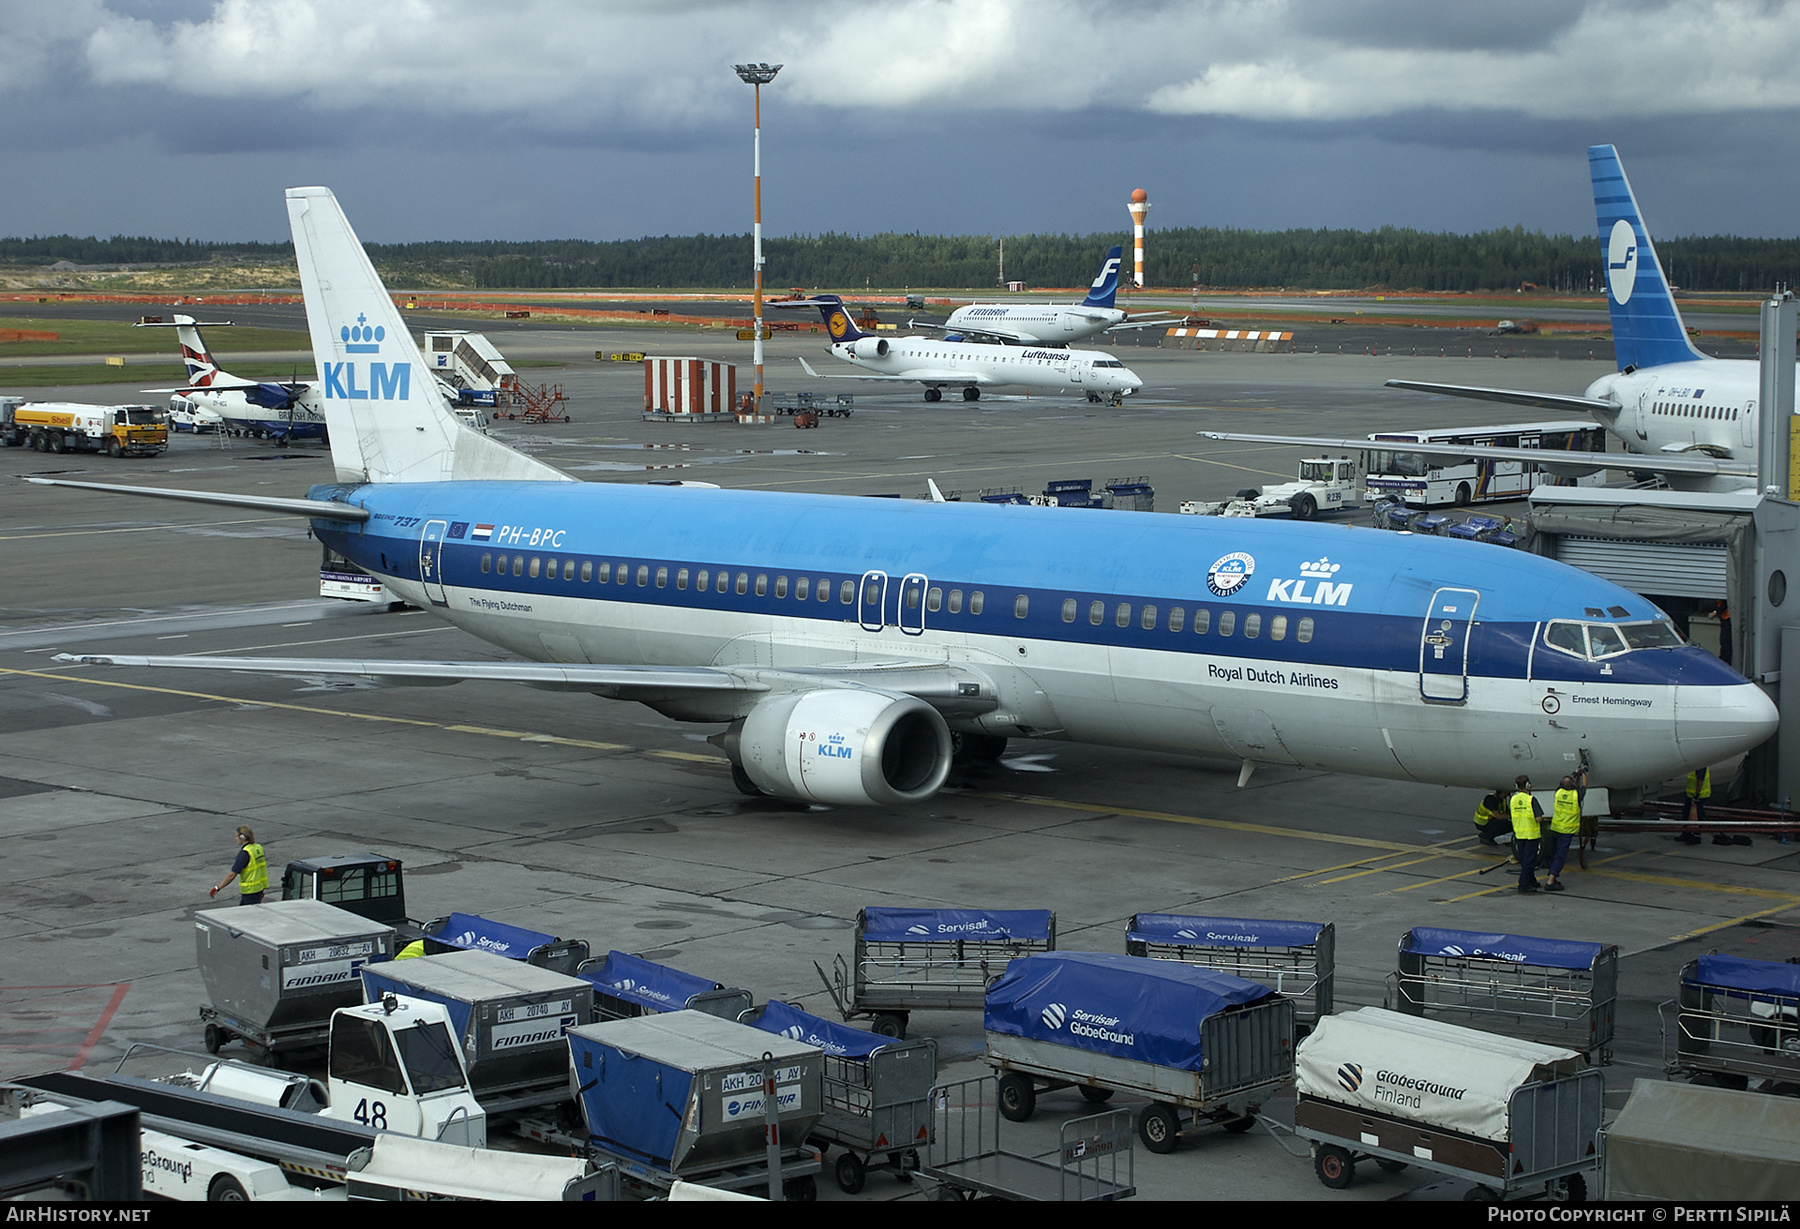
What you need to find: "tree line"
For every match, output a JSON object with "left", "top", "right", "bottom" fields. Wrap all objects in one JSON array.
[{"left": 5, "top": 227, "right": 1797, "bottom": 293}]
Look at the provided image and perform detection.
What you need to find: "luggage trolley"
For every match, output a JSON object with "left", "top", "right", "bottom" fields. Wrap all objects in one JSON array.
[
  {"left": 421, "top": 911, "right": 591, "bottom": 976},
  {"left": 1126, "top": 913, "right": 1334, "bottom": 1029},
  {"left": 817, "top": 907, "right": 1055, "bottom": 1038},
  {"left": 740, "top": 1001, "right": 938, "bottom": 1193},
  {"left": 1661, "top": 953, "right": 1800, "bottom": 1090},
  {"left": 983, "top": 952, "right": 1295, "bottom": 1154},
  {"left": 576, "top": 950, "right": 752, "bottom": 1023},
  {"left": 1293, "top": 1007, "right": 1602, "bottom": 1201},
  {"left": 1391, "top": 926, "right": 1618, "bottom": 1063},
  {"left": 918, "top": 1076, "right": 1135, "bottom": 1202}
]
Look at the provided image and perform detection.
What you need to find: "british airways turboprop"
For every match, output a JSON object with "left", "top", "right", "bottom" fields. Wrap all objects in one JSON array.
[
  {"left": 1214, "top": 146, "right": 1776, "bottom": 488},
  {"left": 138, "top": 314, "right": 329, "bottom": 441},
  {"left": 36, "top": 187, "right": 1777, "bottom": 809},
  {"left": 797, "top": 296, "right": 1144, "bottom": 404},
  {"left": 911, "top": 246, "right": 1170, "bottom": 347}
]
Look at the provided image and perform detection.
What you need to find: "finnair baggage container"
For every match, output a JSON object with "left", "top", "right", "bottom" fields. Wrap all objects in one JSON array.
[
  {"left": 1294, "top": 1006, "right": 1600, "bottom": 1197},
  {"left": 360, "top": 950, "right": 591, "bottom": 1107},
  {"left": 984, "top": 951, "right": 1294, "bottom": 1153},
  {"left": 566, "top": 1010, "right": 823, "bottom": 1190},
  {"left": 195, "top": 900, "right": 396, "bottom": 1056},
  {"left": 577, "top": 951, "right": 752, "bottom": 1022}
]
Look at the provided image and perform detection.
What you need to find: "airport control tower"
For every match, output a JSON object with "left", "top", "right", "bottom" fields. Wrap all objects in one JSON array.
[{"left": 1127, "top": 188, "right": 1150, "bottom": 288}]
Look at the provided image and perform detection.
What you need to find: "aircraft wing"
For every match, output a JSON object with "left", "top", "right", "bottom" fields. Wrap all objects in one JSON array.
[
  {"left": 52, "top": 653, "right": 999, "bottom": 714},
  {"left": 797, "top": 357, "right": 991, "bottom": 385},
  {"left": 1197, "top": 431, "right": 1757, "bottom": 479},
  {"left": 24, "top": 477, "right": 369, "bottom": 521},
  {"left": 1105, "top": 314, "right": 1177, "bottom": 333},
  {"left": 1385, "top": 379, "right": 1619, "bottom": 416}
]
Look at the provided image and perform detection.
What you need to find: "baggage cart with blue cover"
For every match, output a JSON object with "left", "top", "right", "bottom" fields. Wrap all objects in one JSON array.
[
  {"left": 740, "top": 1000, "right": 937, "bottom": 1193},
  {"left": 983, "top": 952, "right": 1295, "bottom": 1153},
  {"left": 1393, "top": 926, "right": 1618, "bottom": 1063},
  {"left": 1294, "top": 1007, "right": 1600, "bottom": 1200},
  {"left": 359, "top": 950, "right": 592, "bottom": 1111},
  {"left": 577, "top": 950, "right": 752, "bottom": 1023},
  {"left": 817, "top": 907, "right": 1055, "bottom": 1039},
  {"left": 195, "top": 900, "right": 396, "bottom": 1058},
  {"left": 566, "top": 1010, "right": 824, "bottom": 1199},
  {"left": 1662, "top": 953, "right": 1800, "bottom": 1090},
  {"left": 1126, "top": 913, "right": 1334, "bottom": 1028},
  {"left": 421, "top": 912, "right": 590, "bottom": 976},
  {"left": 917, "top": 1076, "right": 1135, "bottom": 1202}
]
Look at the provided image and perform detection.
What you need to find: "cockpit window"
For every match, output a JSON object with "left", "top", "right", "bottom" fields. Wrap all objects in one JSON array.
[{"left": 1544, "top": 619, "right": 1684, "bottom": 661}]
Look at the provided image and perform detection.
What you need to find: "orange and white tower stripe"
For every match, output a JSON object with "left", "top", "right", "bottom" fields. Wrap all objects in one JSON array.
[{"left": 1127, "top": 188, "right": 1150, "bottom": 288}]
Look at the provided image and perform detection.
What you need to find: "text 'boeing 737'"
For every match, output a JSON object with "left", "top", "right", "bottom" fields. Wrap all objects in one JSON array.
[{"left": 30, "top": 186, "right": 1776, "bottom": 810}]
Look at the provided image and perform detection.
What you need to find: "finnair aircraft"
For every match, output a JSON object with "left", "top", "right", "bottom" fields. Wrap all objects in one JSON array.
[
  {"left": 914, "top": 246, "right": 1169, "bottom": 346},
  {"left": 1210, "top": 146, "right": 1776, "bottom": 489},
  {"left": 798, "top": 296, "right": 1144, "bottom": 404},
  {"left": 37, "top": 187, "right": 1776, "bottom": 809},
  {"left": 139, "top": 315, "right": 328, "bottom": 441}
]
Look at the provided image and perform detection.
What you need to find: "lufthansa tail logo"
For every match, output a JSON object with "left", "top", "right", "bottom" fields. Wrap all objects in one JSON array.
[{"left": 828, "top": 310, "right": 850, "bottom": 339}]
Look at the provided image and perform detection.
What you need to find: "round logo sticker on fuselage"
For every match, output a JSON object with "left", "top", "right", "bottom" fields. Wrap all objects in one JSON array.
[
  {"left": 1207, "top": 552, "right": 1255, "bottom": 597},
  {"left": 1606, "top": 218, "right": 1639, "bottom": 305}
]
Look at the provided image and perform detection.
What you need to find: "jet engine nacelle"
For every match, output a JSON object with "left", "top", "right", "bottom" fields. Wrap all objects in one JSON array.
[
  {"left": 735, "top": 688, "right": 952, "bottom": 806},
  {"left": 850, "top": 337, "right": 889, "bottom": 359}
]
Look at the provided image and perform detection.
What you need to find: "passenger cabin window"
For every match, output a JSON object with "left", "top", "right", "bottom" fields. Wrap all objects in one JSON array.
[
  {"left": 481, "top": 554, "right": 492, "bottom": 574},
  {"left": 970, "top": 592, "right": 985, "bottom": 616},
  {"left": 1193, "top": 608, "right": 1210, "bottom": 635},
  {"left": 581, "top": 560, "right": 592, "bottom": 583},
  {"left": 717, "top": 572, "right": 730, "bottom": 594},
  {"left": 1270, "top": 614, "right": 1288, "bottom": 641},
  {"left": 656, "top": 567, "right": 668, "bottom": 588},
  {"left": 1297, "top": 617, "right": 1315, "bottom": 643},
  {"left": 563, "top": 560, "right": 575, "bottom": 582},
  {"left": 1141, "top": 605, "right": 1157, "bottom": 630},
  {"left": 511, "top": 557, "right": 524, "bottom": 578},
  {"left": 1169, "top": 608, "right": 1185, "bottom": 633},
  {"left": 926, "top": 586, "right": 940, "bottom": 612},
  {"left": 1115, "top": 603, "right": 1131, "bottom": 628},
  {"left": 696, "top": 569, "right": 709, "bottom": 591},
  {"left": 840, "top": 580, "right": 855, "bottom": 604},
  {"left": 775, "top": 576, "right": 788, "bottom": 599},
  {"left": 1014, "top": 594, "right": 1029, "bottom": 619},
  {"left": 637, "top": 565, "right": 650, "bottom": 587},
  {"left": 676, "top": 568, "right": 688, "bottom": 589},
  {"left": 1062, "top": 598, "right": 1078, "bottom": 623},
  {"left": 948, "top": 589, "right": 963, "bottom": 614},
  {"left": 529, "top": 558, "right": 541, "bottom": 579},
  {"left": 598, "top": 562, "right": 612, "bottom": 583},
  {"left": 797, "top": 577, "right": 811, "bottom": 601},
  {"left": 737, "top": 573, "right": 749, "bottom": 595},
  {"left": 1217, "top": 610, "right": 1235, "bottom": 637},
  {"left": 1089, "top": 600, "right": 1105, "bottom": 626},
  {"left": 755, "top": 574, "right": 767, "bottom": 597},
  {"left": 818, "top": 579, "right": 831, "bottom": 603},
  {"left": 1243, "top": 613, "right": 1261, "bottom": 639}
]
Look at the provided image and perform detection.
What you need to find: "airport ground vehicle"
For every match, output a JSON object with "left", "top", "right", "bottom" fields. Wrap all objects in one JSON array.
[
  {"left": 740, "top": 1000, "right": 937, "bottom": 1193},
  {"left": 0, "top": 400, "right": 167, "bottom": 456},
  {"left": 983, "top": 952, "right": 1294, "bottom": 1154},
  {"left": 1391, "top": 926, "right": 1618, "bottom": 1064},
  {"left": 565, "top": 1010, "right": 825, "bottom": 1199},
  {"left": 1293, "top": 1007, "right": 1600, "bottom": 1201},
  {"left": 1363, "top": 421, "right": 1606, "bottom": 508},
  {"left": 917, "top": 1076, "right": 1135, "bottom": 1202},
  {"left": 1662, "top": 953, "right": 1800, "bottom": 1090},
  {"left": 817, "top": 907, "right": 1056, "bottom": 1038},
  {"left": 279, "top": 853, "right": 417, "bottom": 933},
  {"left": 1180, "top": 457, "right": 1358, "bottom": 520},
  {"left": 771, "top": 391, "right": 853, "bottom": 418},
  {"left": 195, "top": 900, "right": 398, "bottom": 1058},
  {"left": 1126, "top": 913, "right": 1334, "bottom": 1029}
]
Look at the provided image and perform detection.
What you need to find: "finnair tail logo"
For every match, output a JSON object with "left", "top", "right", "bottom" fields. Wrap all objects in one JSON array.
[
  {"left": 1606, "top": 219, "right": 1639, "bottom": 305},
  {"left": 1091, "top": 257, "right": 1120, "bottom": 290}
]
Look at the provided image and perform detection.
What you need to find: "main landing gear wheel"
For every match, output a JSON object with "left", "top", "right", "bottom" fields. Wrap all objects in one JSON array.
[
  {"left": 962, "top": 386, "right": 980, "bottom": 401},
  {"left": 1087, "top": 392, "right": 1102, "bottom": 403},
  {"left": 924, "top": 388, "right": 943, "bottom": 403}
]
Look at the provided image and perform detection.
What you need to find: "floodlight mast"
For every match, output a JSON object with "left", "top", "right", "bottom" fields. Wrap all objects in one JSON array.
[{"left": 734, "top": 63, "right": 782, "bottom": 412}]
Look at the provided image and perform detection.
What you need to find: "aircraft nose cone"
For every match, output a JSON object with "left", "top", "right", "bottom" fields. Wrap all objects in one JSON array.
[{"left": 1674, "top": 673, "right": 1778, "bottom": 766}]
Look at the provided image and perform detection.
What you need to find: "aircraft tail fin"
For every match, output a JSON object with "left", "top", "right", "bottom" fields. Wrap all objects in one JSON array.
[
  {"left": 173, "top": 315, "right": 224, "bottom": 387},
  {"left": 284, "top": 186, "right": 569, "bottom": 485},
  {"left": 1589, "top": 145, "right": 1707, "bottom": 370},
  {"left": 1080, "top": 246, "right": 1124, "bottom": 309},
  {"left": 811, "top": 295, "right": 867, "bottom": 343}
]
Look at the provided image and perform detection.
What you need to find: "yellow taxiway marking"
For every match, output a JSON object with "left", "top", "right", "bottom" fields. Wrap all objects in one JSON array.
[
  {"left": 0, "top": 667, "right": 728, "bottom": 768},
  {"left": 1667, "top": 902, "right": 1800, "bottom": 943}
]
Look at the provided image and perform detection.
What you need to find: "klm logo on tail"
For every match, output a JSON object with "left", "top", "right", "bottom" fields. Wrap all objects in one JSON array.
[{"left": 323, "top": 312, "right": 411, "bottom": 401}]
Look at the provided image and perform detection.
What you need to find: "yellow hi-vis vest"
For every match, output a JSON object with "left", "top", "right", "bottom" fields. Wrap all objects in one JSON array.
[
  {"left": 1473, "top": 795, "right": 1501, "bottom": 826},
  {"left": 1509, "top": 791, "right": 1541, "bottom": 841},
  {"left": 1552, "top": 789, "right": 1582, "bottom": 835},
  {"left": 240, "top": 843, "right": 268, "bottom": 895},
  {"left": 1687, "top": 769, "right": 1711, "bottom": 800}
]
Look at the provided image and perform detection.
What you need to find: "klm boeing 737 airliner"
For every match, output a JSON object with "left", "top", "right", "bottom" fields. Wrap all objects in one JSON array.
[{"left": 36, "top": 187, "right": 1777, "bottom": 809}]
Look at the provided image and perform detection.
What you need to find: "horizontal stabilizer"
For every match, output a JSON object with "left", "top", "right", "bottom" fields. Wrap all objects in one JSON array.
[
  {"left": 1385, "top": 379, "right": 1618, "bottom": 415},
  {"left": 24, "top": 478, "right": 369, "bottom": 521}
]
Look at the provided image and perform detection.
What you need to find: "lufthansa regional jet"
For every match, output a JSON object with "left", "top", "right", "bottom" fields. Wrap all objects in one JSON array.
[
  {"left": 798, "top": 295, "right": 1144, "bottom": 404},
  {"left": 32, "top": 186, "right": 1776, "bottom": 810},
  {"left": 1206, "top": 146, "right": 1777, "bottom": 491},
  {"left": 912, "top": 246, "right": 1170, "bottom": 346}
]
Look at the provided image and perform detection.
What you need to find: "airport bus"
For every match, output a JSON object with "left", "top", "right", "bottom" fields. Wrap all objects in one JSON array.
[{"left": 1363, "top": 420, "right": 1609, "bottom": 508}]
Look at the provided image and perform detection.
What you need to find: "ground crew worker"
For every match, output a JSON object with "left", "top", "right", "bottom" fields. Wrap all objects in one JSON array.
[
  {"left": 1510, "top": 775, "right": 1545, "bottom": 894},
  {"left": 1680, "top": 766, "right": 1710, "bottom": 845},
  {"left": 1472, "top": 786, "right": 1509, "bottom": 845},
  {"left": 211, "top": 826, "right": 267, "bottom": 905},
  {"left": 1544, "top": 770, "right": 1586, "bottom": 892}
]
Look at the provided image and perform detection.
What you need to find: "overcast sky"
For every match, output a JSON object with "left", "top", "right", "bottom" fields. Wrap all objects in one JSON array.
[{"left": 4, "top": 0, "right": 1798, "bottom": 245}]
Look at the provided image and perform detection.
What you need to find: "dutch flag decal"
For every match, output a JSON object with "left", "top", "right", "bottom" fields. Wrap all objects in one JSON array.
[{"left": 472, "top": 524, "right": 493, "bottom": 540}]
